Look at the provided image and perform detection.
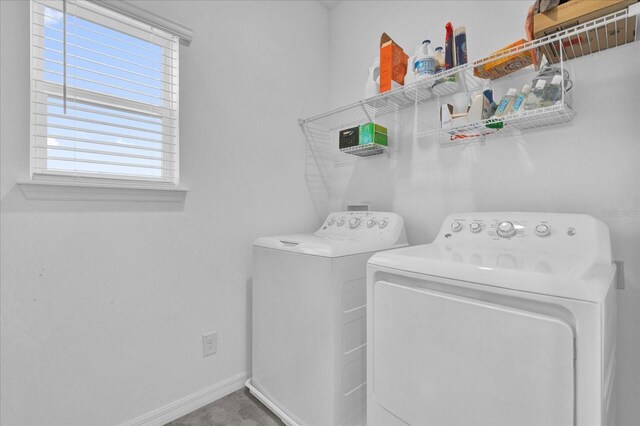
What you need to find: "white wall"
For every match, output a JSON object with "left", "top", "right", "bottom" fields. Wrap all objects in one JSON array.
[
  {"left": 0, "top": 1, "right": 329, "bottom": 424},
  {"left": 326, "top": 1, "right": 639, "bottom": 425},
  {"left": 2, "top": 1, "right": 638, "bottom": 424}
]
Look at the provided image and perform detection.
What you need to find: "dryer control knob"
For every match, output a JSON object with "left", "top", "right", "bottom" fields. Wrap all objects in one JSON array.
[
  {"left": 349, "top": 217, "right": 360, "bottom": 229},
  {"left": 367, "top": 219, "right": 376, "bottom": 228},
  {"left": 451, "top": 222, "right": 463, "bottom": 232},
  {"left": 535, "top": 224, "right": 550, "bottom": 237},
  {"left": 497, "top": 221, "right": 516, "bottom": 238},
  {"left": 327, "top": 218, "right": 335, "bottom": 226},
  {"left": 378, "top": 220, "right": 388, "bottom": 229},
  {"left": 337, "top": 218, "right": 345, "bottom": 226},
  {"left": 470, "top": 222, "right": 482, "bottom": 233}
]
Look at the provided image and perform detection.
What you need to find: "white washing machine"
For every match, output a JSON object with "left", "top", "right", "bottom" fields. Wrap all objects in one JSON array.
[
  {"left": 367, "top": 212, "right": 617, "bottom": 426},
  {"left": 248, "top": 211, "right": 407, "bottom": 426}
]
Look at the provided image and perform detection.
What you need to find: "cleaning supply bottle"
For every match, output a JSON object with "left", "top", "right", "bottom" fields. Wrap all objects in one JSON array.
[
  {"left": 444, "top": 22, "right": 455, "bottom": 69},
  {"left": 494, "top": 88, "right": 518, "bottom": 117},
  {"left": 511, "top": 84, "right": 531, "bottom": 114},
  {"left": 454, "top": 26, "right": 467, "bottom": 66},
  {"left": 482, "top": 81, "right": 497, "bottom": 118},
  {"left": 404, "top": 46, "right": 420, "bottom": 86},
  {"left": 414, "top": 40, "right": 435, "bottom": 78},
  {"left": 434, "top": 47, "right": 445, "bottom": 74},
  {"left": 433, "top": 46, "right": 446, "bottom": 86},
  {"left": 364, "top": 56, "right": 380, "bottom": 98},
  {"left": 539, "top": 75, "right": 563, "bottom": 107},
  {"left": 523, "top": 79, "right": 547, "bottom": 110}
]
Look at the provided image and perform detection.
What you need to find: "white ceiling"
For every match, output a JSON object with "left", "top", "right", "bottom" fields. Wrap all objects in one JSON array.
[{"left": 318, "top": 0, "right": 340, "bottom": 10}]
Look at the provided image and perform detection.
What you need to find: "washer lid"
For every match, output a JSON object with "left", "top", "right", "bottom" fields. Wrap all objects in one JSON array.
[
  {"left": 368, "top": 243, "right": 614, "bottom": 302},
  {"left": 254, "top": 211, "right": 408, "bottom": 258}
]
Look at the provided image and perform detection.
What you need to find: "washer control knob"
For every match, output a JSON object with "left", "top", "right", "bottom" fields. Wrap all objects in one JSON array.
[
  {"left": 497, "top": 221, "right": 516, "bottom": 238},
  {"left": 367, "top": 219, "right": 376, "bottom": 228},
  {"left": 378, "top": 220, "right": 388, "bottom": 229},
  {"left": 327, "top": 218, "right": 335, "bottom": 226},
  {"left": 535, "top": 224, "right": 551, "bottom": 237},
  {"left": 349, "top": 218, "right": 360, "bottom": 229},
  {"left": 451, "top": 222, "right": 463, "bottom": 232},
  {"left": 469, "top": 222, "right": 482, "bottom": 233},
  {"left": 337, "top": 218, "right": 345, "bottom": 226}
]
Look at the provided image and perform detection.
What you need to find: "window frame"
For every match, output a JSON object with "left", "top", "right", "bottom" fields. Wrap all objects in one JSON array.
[{"left": 29, "top": 0, "right": 180, "bottom": 188}]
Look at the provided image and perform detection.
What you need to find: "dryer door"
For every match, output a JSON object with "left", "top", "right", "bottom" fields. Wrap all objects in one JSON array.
[{"left": 372, "top": 280, "right": 575, "bottom": 426}]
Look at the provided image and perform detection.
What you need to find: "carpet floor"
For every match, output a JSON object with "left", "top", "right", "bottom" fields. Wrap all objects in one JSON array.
[{"left": 166, "top": 388, "right": 284, "bottom": 426}]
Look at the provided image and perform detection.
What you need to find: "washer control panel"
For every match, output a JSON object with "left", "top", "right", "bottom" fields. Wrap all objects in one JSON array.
[{"left": 317, "top": 211, "right": 403, "bottom": 238}]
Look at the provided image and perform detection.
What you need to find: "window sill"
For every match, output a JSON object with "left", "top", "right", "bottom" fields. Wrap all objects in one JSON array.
[{"left": 17, "top": 179, "right": 188, "bottom": 202}]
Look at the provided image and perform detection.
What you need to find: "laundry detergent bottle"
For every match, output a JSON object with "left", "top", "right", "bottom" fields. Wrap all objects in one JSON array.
[{"left": 414, "top": 40, "right": 435, "bottom": 79}]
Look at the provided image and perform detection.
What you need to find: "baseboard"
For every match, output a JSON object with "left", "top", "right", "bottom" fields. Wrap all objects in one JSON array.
[{"left": 120, "top": 371, "right": 249, "bottom": 426}]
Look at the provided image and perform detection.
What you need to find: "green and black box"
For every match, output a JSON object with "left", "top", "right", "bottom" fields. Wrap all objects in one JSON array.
[
  {"left": 358, "top": 123, "right": 388, "bottom": 147},
  {"left": 338, "top": 126, "right": 359, "bottom": 149}
]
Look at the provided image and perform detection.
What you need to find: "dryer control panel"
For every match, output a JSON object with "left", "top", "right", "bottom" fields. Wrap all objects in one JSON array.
[{"left": 435, "top": 212, "right": 612, "bottom": 267}]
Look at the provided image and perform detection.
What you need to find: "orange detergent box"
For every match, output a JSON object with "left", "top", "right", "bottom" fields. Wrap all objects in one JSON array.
[
  {"left": 473, "top": 39, "right": 535, "bottom": 80},
  {"left": 379, "top": 33, "right": 409, "bottom": 93}
]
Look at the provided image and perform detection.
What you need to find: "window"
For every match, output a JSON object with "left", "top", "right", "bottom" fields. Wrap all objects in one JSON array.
[{"left": 30, "top": 0, "right": 179, "bottom": 185}]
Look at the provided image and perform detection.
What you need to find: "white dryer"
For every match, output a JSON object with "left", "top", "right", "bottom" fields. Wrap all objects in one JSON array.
[
  {"left": 367, "top": 212, "right": 616, "bottom": 426},
  {"left": 248, "top": 211, "right": 407, "bottom": 426}
]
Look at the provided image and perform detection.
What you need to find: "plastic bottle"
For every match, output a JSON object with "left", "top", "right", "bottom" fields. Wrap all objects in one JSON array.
[
  {"left": 482, "top": 81, "right": 497, "bottom": 118},
  {"left": 434, "top": 47, "right": 445, "bottom": 74},
  {"left": 494, "top": 88, "right": 518, "bottom": 117},
  {"left": 444, "top": 22, "right": 455, "bottom": 69},
  {"left": 404, "top": 46, "right": 421, "bottom": 86},
  {"left": 454, "top": 26, "right": 467, "bottom": 66},
  {"left": 414, "top": 40, "right": 435, "bottom": 78},
  {"left": 364, "top": 56, "right": 380, "bottom": 98},
  {"left": 511, "top": 84, "right": 531, "bottom": 114},
  {"left": 523, "top": 79, "right": 547, "bottom": 111},
  {"left": 539, "top": 75, "right": 564, "bottom": 107}
]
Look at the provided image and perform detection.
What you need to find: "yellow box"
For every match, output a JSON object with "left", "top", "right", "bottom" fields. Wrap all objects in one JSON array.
[{"left": 474, "top": 40, "right": 535, "bottom": 80}]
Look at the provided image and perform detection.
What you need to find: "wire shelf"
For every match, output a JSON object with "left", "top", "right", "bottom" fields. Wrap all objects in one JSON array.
[
  {"left": 339, "top": 143, "right": 388, "bottom": 157},
  {"left": 299, "top": 7, "right": 637, "bottom": 131},
  {"left": 419, "top": 103, "right": 575, "bottom": 147},
  {"left": 298, "top": 65, "right": 486, "bottom": 132}
]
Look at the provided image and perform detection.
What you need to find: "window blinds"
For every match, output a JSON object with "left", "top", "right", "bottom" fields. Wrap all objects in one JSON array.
[{"left": 31, "top": 0, "right": 179, "bottom": 184}]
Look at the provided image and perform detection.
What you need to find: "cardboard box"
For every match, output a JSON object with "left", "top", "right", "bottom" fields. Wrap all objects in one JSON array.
[
  {"left": 379, "top": 33, "right": 408, "bottom": 93},
  {"left": 359, "top": 123, "right": 388, "bottom": 147},
  {"left": 474, "top": 40, "right": 536, "bottom": 80},
  {"left": 534, "top": 0, "right": 637, "bottom": 63}
]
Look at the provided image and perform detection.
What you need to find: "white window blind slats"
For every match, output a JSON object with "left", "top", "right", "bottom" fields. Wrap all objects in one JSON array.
[
  {"left": 34, "top": 144, "right": 175, "bottom": 162},
  {"left": 31, "top": 0, "right": 179, "bottom": 184},
  {"left": 32, "top": 18, "right": 179, "bottom": 63},
  {"left": 34, "top": 112, "right": 175, "bottom": 137},
  {"left": 32, "top": 100, "right": 177, "bottom": 128},
  {"left": 34, "top": 67, "right": 177, "bottom": 104},
  {"left": 34, "top": 122, "right": 168, "bottom": 144},
  {"left": 34, "top": 134, "right": 174, "bottom": 154},
  {"left": 33, "top": 154, "right": 172, "bottom": 170},
  {"left": 33, "top": 83, "right": 176, "bottom": 117},
  {"left": 35, "top": 54, "right": 177, "bottom": 89},
  {"left": 33, "top": 42, "right": 177, "bottom": 79},
  {"left": 33, "top": 0, "right": 177, "bottom": 46}
]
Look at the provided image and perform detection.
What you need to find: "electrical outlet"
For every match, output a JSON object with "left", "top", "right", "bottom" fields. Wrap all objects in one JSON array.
[{"left": 202, "top": 332, "right": 217, "bottom": 357}]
